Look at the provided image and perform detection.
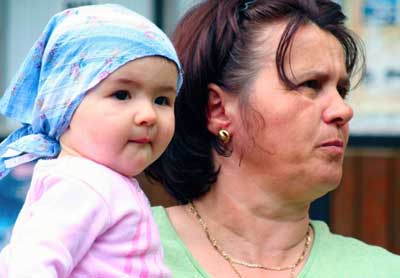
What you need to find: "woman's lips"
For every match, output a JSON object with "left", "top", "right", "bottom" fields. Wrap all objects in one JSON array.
[
  {"left": 320, "top": 139, "right": 344, "bottom": 148},
  {"left": 318, "top": 139, "right": 344, "bottom": 155}
]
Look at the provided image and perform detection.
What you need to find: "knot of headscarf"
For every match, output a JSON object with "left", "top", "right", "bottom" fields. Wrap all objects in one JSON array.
[{"left": 0, "top": 4, "right": 182, "bottom": 179}]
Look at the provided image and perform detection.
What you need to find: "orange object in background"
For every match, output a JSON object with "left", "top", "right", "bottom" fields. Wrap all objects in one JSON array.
[{"left": 331, "top": 149, "right": 400, "bottom": 254}]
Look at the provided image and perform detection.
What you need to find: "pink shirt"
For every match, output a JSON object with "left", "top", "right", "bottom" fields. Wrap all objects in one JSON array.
[{"left": 0, "top": 156, "right": 170, "bottom": 278}]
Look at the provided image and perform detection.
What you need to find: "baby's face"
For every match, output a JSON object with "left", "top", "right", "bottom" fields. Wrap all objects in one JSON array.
[{"left": 59, "top": 56, "right": 178, "bottom": 177}]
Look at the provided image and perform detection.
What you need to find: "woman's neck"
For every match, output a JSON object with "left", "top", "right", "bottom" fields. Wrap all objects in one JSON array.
[{"left": 191, "top": 169, "right": 312, "bottom": 268}]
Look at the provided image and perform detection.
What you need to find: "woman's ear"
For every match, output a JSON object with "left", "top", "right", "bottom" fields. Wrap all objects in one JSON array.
[{"left": 207, "top": 83, "right": 235, "bottom": 135}]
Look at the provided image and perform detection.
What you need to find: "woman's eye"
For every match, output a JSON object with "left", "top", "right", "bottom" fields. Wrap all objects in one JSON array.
[
  {"left": 112, "top": 90, "right": 130, "bottom": 100},
  {"left": 154, "top": 96, "right": 171, "bottom": 106},
  {"left": 337, "top": 85, "right": 349, "bottom": 99},
  {"left": 301, "top": 80, "right": 321, "bottom": 90}
]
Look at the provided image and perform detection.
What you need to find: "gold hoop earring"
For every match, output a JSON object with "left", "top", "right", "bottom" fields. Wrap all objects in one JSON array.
[{"left": 218, "top": 129, "right": 230, "bottom": 144}]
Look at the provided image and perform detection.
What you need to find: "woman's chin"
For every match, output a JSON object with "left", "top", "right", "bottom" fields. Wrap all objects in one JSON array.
[{"left": 317, "top": 177, "right": 342, "bottom": 195}]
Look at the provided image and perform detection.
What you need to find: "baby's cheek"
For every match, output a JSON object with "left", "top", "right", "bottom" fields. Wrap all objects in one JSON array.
[
  {"left": 162, "top": 116, "right": 175, "bottom": 139},
  {"left": 161, "top": 129, "right": 174, "bottom": 148},
  {"left": 155, "top": 127, "right": 174, "bottom": 155}
]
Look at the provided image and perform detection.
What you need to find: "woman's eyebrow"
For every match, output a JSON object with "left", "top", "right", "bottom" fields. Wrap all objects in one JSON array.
[{"left": 294, "top": 69, "right": 350, "bottom": 84}]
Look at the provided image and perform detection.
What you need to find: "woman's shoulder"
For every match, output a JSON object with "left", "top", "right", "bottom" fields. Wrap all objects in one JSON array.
[
  {"left": 151, "top": 206, "right": 210, "bottom": 278},
  {"left": 312, "top": 220, "right": 399, "bottom": 257},
  {"left": 151, "top": 206, "right": 194, "bottom": 248},
  {"left": 304, "top": 220, "right": 400, "bottom": 277}
]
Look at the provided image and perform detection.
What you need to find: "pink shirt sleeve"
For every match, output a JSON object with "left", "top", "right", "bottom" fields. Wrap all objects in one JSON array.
[{"left": 5, "top": 176, "right": 111, "bottom": 278}]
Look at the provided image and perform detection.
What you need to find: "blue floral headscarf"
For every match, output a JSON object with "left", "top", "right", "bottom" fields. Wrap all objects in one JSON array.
[{"left": 0, "top": 4, "right": 182, "bottom": 179}]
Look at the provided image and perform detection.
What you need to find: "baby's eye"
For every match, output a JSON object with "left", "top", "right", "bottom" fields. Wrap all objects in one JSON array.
[
  {"left": 154, "top": 96, "right": 171, "bottom": 106},
  {"left": 112, "top": 90, "right": 130, "bottom": 100}
]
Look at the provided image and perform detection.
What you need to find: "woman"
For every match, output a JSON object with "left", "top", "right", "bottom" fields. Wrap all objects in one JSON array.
[{"left": 147, "top": 0, "right": 400, "bottom": 277}]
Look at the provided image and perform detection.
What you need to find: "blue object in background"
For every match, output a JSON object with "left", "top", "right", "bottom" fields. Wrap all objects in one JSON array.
[
  {"left": 0, "top": 163, "right": 34, "bottom": 248},
  {"left": 363, "top": 0, "right": 398, "bottom": 25},
  {"left": 310, "top": 193, "right": 330, "bottom": 222}
]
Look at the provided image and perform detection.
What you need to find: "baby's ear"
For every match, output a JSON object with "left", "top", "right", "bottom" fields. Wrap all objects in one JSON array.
[{"left": 206, "top": 83, "right": 236, "bottom": 135}]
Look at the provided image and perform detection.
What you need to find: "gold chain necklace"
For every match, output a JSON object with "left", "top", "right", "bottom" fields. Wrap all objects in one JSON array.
[{"left": 188, "top": 202, "right": 312, "bottom": 278}]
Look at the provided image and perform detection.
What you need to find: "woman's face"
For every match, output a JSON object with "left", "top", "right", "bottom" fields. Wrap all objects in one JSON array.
[{"left": 232, "top": 22, "right": 353, "bottom": 199}]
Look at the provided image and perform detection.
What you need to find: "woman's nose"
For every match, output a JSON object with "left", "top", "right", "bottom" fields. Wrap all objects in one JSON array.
[{"left": 322, "top": 91, "right": 353, "bottom": 127}]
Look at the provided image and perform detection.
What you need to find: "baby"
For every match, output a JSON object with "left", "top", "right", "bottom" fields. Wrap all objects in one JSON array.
[{"left": 0, "top": 4, "right": 182, "bottom": 278}]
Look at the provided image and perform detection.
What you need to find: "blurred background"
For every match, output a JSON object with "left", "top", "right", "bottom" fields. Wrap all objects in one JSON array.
[{"left": 0, "top": 0, "right": 399, "bottom": 254}]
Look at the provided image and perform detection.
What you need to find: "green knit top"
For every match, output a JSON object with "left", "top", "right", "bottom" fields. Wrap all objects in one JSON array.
[{"left": 152, "top": 206, "right": 400, "bottom": 278}]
